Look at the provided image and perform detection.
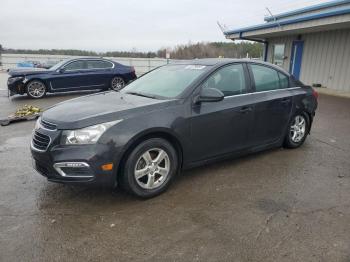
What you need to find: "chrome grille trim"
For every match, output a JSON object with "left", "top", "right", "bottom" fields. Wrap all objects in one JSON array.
[
  {"left": 31, "top": 131, "right": 51, "bottom": 152},
  {"left": 53, "top": 162, "right": 94, "bottom": 178}
]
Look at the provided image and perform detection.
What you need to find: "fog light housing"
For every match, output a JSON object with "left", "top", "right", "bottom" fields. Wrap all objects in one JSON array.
[{"left": 53, "top": 162, "right": 94, "bottom": 178}]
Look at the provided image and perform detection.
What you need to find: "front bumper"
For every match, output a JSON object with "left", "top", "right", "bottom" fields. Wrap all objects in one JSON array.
[
  {"left": 7, "top": 78, "right": 26, "bottom": 96},
  {"left": 31, "top": 128, "right": 122, "bottom": 186}
]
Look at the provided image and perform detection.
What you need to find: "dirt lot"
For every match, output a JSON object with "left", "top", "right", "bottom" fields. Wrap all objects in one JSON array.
[{"left": 0, "top": 89, "right": 349, "bottom": 261}]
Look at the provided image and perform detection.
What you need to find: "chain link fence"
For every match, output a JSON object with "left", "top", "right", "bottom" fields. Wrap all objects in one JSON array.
[{"left": 0, "top": 54, "right": 180, "bottom": 75}]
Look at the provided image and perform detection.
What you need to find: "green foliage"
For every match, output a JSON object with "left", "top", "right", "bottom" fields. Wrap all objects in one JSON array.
[{"left": 169, "top": 42, "right": 263, "bottom": 59}]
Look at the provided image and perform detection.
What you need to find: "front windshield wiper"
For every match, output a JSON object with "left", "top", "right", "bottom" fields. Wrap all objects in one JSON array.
[{"left": 125, "top": 91, "right": 158, "bottom": 99}]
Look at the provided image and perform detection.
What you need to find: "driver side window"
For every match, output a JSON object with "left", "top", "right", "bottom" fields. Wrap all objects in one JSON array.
[{"left": 202, "top": 64, "right": 246, "bottom": 96}]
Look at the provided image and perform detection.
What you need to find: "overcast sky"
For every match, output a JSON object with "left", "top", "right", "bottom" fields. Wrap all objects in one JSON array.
[{"left": 0, "top": 0, "right": 326, "bottom": 52}]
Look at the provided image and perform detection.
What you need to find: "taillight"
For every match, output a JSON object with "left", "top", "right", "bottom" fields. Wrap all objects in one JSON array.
[
  {"left": 312, "top": 88, "right": 318, "bottom": 100},
  {"left": 131, "top": 66, "right": 135, "bottom": 72}
]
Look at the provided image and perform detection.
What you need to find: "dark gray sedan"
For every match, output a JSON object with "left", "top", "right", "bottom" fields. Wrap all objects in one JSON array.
[{"left": 31, "top": 59, "right": 318, "bottom": 198}]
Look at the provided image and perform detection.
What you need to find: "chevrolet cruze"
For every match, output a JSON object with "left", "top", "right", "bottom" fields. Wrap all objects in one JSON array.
[{"left": 31, "top": 59, "right": 318, "bottom": 198}]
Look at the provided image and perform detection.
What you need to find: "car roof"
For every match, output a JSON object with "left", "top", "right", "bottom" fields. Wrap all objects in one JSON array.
[
  {"left": 66, "top": 57, "right": 114, "bottom": 62},
  {"left": 171, "top": 58, "right": 290, "bottom": 75}
]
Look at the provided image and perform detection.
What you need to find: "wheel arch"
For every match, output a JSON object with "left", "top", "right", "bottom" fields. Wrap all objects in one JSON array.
[
  {"left": 111, "top": 74, "right": 126, "bottom": 82},
  {"left": 25, "top": 78, "right": 48, "bottom": 90},
  {"left": 115, "top": 128, "right": 184, "bottom": 184}
]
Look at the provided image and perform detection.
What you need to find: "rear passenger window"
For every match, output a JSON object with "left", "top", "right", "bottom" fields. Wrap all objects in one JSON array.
[
  {"left": 87, "top": 60, "right": 113, "bottom": 69},
  {"left": 202, "top": 64, "right": 246, "bottom": 96},
  {"left": 251, "top": 64, "right": 280, "bottom": 92},
  {"left": 278, "top": 72, "right": 289, "bottom": 89}
]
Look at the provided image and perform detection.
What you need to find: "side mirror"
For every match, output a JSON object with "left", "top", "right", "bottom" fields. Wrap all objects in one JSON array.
[
  {"left": 58, "top": 68, "right": 66, "bottom": 73},
  {"left": 194, "top": 88, "right": 224, "bottom": 104}
]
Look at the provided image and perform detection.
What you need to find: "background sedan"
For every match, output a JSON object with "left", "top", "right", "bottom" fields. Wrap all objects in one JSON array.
[{"left": 7, "top": 58, "right": 137, "bottom": 98}]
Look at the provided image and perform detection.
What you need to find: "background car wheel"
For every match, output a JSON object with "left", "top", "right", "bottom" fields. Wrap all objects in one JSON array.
[
  {"left": 26, "top": 80, "right": 46, "bottom": 99},
  {"left": 121, "top": 138, "right": 178, "bottom": 198},
  {"left": 110, "top": 76, "right": 125, "bottom": 91},
  {"left": 284, "top": 113, "right": 310, "bottom": 148}
]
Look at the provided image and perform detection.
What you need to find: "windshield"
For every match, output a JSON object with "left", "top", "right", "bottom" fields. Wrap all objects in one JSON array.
[
  {"left": 49, "top": 59, "right": 69, "bottom": 70},
  {"left": 121, "top": 64, "right": 208, "bottom": 99}
]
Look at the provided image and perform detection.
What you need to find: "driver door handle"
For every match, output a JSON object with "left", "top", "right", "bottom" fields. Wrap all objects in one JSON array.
[
  {"left": 281, "top": 98, "right": 291, "bottom": 104},
  {"left": 239, "top": 106, "right": 253, "bottom": 114}
]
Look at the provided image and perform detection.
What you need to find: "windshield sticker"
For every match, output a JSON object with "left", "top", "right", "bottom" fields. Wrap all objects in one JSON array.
[{"left": 185, "top": 65, "right": 206, "bottom": 70}]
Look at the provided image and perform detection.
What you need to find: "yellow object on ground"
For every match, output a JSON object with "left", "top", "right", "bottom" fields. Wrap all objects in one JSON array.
[
  {"left": 14, "top": 105, "right": 42, "bottom": 117},
  {"left": 0, "top": 105, "right": 43, "bottom": 126}
]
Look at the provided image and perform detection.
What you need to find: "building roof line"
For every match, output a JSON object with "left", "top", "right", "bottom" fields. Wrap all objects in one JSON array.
[
  {"left": 224, "top": 6, "right": 350, "bottom": 36},
  {"left": 264, "top": 0, "right": 350, "bottom": 22}
]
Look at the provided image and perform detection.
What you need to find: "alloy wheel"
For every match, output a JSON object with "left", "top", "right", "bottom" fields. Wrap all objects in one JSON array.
[
  {"left": 290, "top": 115, "right": 306, "bottom": 143},
  {"left": 27, "top": 81, "right": 46, "bottom": 98},
  {"left": 111, "top": 77, "right": 125, "bottom": 91},
  {"left": 134, "top": 148, "right": 170, "bottom": 190}
]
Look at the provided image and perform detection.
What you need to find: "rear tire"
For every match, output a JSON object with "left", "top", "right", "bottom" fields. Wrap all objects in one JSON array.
[
  {"left": 284, "top": 113, "right": 310, "bottom": 148},
  {"left": 120, "top": 138, "right": 178, "bottom": 198},
  {"left": 110, "top": 76, "right": 125, "bottom": 91},
  {"left": 26, "top": 80, "right": 46, "bottom": 99}
]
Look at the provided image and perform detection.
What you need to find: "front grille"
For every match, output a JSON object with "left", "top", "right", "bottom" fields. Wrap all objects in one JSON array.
[
  {"left": 32, "top": 131, "right": 51, "bottom": 151},
  {"left": 41, "top": 119, "right": 57, "bottom": 130}
]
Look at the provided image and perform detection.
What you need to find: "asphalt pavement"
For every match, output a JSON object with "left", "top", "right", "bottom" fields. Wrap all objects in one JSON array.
[{"left": 0, "top": 89, "right": 349, "bottom": 262}]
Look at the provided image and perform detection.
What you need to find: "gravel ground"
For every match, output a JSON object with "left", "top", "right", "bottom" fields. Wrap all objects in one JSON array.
[{"left": 0, "top": 90, "right": 349, "bottom": 261}]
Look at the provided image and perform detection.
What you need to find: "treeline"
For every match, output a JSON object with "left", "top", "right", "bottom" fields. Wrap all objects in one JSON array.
[
  {"left": 1, "top": 42, "right": 263, "bottom": 59},
  {"left": 1, "top": 48, "right": 155, "bottom": 58},
  {"left": 159, "top": 42, "right": 263, "bottom": 59}
]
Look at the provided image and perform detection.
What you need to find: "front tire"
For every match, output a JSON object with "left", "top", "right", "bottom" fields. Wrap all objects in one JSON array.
[
  {"left": 284, "top": 113, "right": 310, "bottom": 148},
  {"left": 26, "top": 80, "right": 46, "bottom": 99},
  {"left": 120, "top": 138, "right": 178, "bottom": 198}
]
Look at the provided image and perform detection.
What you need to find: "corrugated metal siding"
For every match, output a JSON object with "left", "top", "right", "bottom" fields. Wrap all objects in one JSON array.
[
  {"left": 301, "top": 29, "right": 350, "bottom": 91},
  {"left": 266, "top": 29, "right": 350, "bottom": 91}
]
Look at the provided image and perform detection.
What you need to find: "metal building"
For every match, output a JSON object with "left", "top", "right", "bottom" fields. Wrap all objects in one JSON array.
[{"left": 224, "top": 0, "right": 350, "bottom": 92}]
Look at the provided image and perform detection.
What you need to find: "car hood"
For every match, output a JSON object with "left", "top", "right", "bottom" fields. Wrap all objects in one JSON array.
[
  {"left": 8, "top": 68, "right": 51, "bottom": 77},
  {"left": 42, "top": 91, "right": 176, "bottom": 129}
]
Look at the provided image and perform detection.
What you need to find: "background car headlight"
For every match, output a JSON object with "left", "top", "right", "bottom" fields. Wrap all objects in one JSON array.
[
  {"left": 8, "top": 76, "right": 24, "bottom": 84},
  {"left": 61, "top": 120, "right": 122, "bottom": 145},
  {"left": 34, "top": 117, "right": 41, "bottom": 130}
]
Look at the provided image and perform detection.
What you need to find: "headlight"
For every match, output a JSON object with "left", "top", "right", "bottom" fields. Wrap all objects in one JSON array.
[
  {"left": 34, "top": 117, "right": 41, "bottom": 130},
  {"left": 61, "top": 120, "right": 122, "bottom": 145},
  {"left": 8, "top": 76, "right": 24, "bottom": 84}
]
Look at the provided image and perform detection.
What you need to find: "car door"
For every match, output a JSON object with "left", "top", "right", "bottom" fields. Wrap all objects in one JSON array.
[
  {"left": 49, "top": 60, "right": 88, "bottom": 91},
  {"left": 247, "top": 63, "right": 293, "bottom": 146},
  {"left": 189, "top": 63, "right": 255, "bottom": 162},
  {"left": 84, "top": 60, "right": 114, "bottom": 89}
]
